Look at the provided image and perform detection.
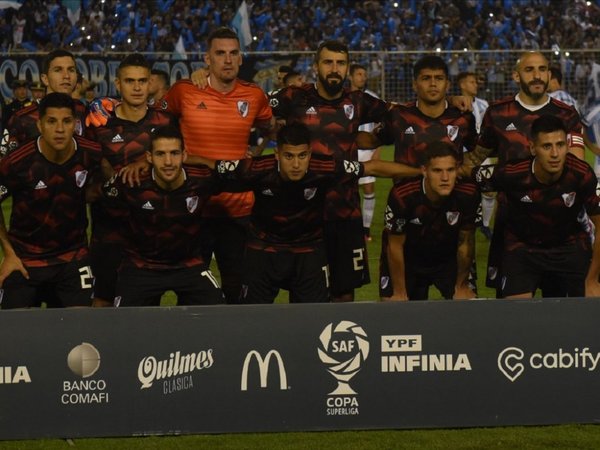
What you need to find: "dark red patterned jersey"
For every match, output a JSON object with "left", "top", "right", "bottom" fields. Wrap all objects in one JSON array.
[
  {"left": 271, "top": 84, "right": 387, "bottom": 220},
  {"left": 383, "top": 178, "right": 480, "bottom": 266},
  {"left": 472, "top": 154, "right": 600, "bottom": 248},
  {"left": 215, "top": 153, "right": 365, "bottom": 252},
  {"left": 0, "top": 136, "right": 102, "bottom": 267},
  {"left": 477, "top": 96, "right": 584, "bottom": 164},
  {"left": 378, "top": 102, "right": 477, "bottom": 167},
  {"left": 3, "top": 100, "right": 87, "bottom": 155},
  {"left": 85, "top": 108, "right": 178, "bottom": 245},
  {"left": 102, "top": 165, "right": 218, "bottom": 269}
]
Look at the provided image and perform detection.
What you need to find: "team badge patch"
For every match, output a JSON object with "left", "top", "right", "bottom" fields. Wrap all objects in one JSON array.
[
  {"left": 343, "top": 160, "right": 361, "bottom": 175},
  {"left": 186, "top": 196, "right": 199, "bottom": 213},
  {"left": 561, "top": 192, "right": 576, "bottom": 208},
  {"left": 304, "top": 187, "right": 317, "bottom": 200},
  {"left": 75, "top": 170, "right": 88, "bottom": 187},
  {"left": 237, "top": 100, "right": 249, "bottom": 118},
  {"left": 343, "top": 104, "right": 354, "bottom": 120},
  {"left": 446, "top": 125, "right": 459, "bottom": 141},
  {"left": 446, "top": 211, "right": 460, "bottom": 225},
  {"left": 217, "top": 160, "right": 240, "bottom": 173}
]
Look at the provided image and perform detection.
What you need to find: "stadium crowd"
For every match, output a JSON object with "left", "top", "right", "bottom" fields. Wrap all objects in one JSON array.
[{"left": 1, "top": 0, "right": 600, "bottom": 54}]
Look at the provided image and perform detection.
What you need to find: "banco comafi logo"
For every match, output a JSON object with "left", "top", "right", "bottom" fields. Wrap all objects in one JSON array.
[
  {"left": 318, "top": 321, "right": 369, "bottom": 395},
  {"left": 67, "top": 343, "right": 101, "bottom": 378}
]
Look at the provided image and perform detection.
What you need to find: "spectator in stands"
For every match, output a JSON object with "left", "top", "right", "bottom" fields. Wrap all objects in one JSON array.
[{"left": 548, "top": 66, "right": 580, "bottom": 113}]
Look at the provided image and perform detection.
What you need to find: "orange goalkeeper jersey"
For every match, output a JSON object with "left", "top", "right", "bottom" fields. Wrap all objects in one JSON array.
[{"left": 163, "top": 79, "right": 272, "bottom": 217}]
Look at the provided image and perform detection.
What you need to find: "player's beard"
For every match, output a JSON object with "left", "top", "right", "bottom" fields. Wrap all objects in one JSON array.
[
  {"left": 319, "top": 73, "right": 344, "bottom": 96},
  {"left": 520, "top": 78, "right": 548, "bottom": 101}
]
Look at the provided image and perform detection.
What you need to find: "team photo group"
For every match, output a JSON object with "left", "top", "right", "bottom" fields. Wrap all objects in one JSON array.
[{"left": 2, "top": 24, "right": 600, "bottom": 309}]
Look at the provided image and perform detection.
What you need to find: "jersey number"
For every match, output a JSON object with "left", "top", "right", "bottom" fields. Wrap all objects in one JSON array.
[
  {"left": 201, "top": 270, "right": 220, "bottom": 289},
  {"left": 352, "top": 248, "right": 365, "bottom": 271},
  {"left": 79, "top": 266, "right": 93, "bottom": 289}
]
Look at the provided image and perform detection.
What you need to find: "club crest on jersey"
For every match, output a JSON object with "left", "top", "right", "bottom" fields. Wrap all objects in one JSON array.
[
  {"left": 343, "top": 104, "right": 354, "bottom": 120},
  {"left": 446, "top": 125, "right": 459, "bottom": 141},
  {"left": 75, "top": 170, "right": 88, "bottom": 187},
  {"left": 186, "top": 196, "right": 199, "bottom": 213},
  {"left": 562, "top": 192, "right": 576, "bottom": 207},
  {"left": 237, "top": 101, "right": 249, "bottom": 118},
  {"left": 304, "top": 187, "right": 317, "bottom": 200},
  {"left": 217, "top": 160, "right": 240, "bottom": 173},
  {"left": 446, "top": 211, "right": 460, "bottom": 225},
  {"left": 343, "top": 160, "right": 361, "bottom": 175}
]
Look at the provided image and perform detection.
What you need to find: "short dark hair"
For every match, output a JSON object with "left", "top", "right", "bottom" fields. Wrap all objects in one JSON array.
[
  {"left": 150, "top": 125, "right": 184, "bottom": 150},
  {"left": 456, "top": 72, "right": 476, "bottom": 85},
  {"left": 39, "top": 92, "right": 75, "bottom": 118},
  {"left": 151, "top": 69, "right": 170, "bottom": 88},
  {"left": 278, "top": 65, "right": 293, "bottom": 74},
  {"left": 531, "top": 115, "right": 567, "bottom": 141},
  {"left": 277, "top": 123, "right": 311, "bottom": 148},
  {"left": 349, "top": 63, "right": 367, "bottom": 76},
  {"left": 423, "top": 141, "right": 458, "bottom": 165},
  {"left": 315, "top": 40, "right": 348, "bottom": 64},
  {"left": 413, "top": 55, "right": 448, "bottom": 79},
  {"left": 283, "top": 71, "right": 301, "bottom": 86},
  {"left": 207, "top": 27, "right": 240, "bottom": 49},
  {"left": 42, "top": 49, "right": 76, "bottom": 74},
  {"left": 118, "top": 53, "right": 151, "bottom": 76},
  {"left": 549, "top": 66, "right": 563, "bottom": 85}
]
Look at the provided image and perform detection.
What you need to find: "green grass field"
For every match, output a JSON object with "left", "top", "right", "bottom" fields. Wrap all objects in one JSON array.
[{"left": 2, "top": 146, "right": 599, "bottom": 448}]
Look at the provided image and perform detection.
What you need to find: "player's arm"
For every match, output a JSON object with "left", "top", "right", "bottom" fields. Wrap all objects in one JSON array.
[
  {"left": 190, "top": 67, "right": 210, "bottom": 89},
  {"left": 363, "top": 159, "right": 421, "bottom": 179},
  {"left": 459, "top": 144, "right": 493, "bottom": 178},
  {"left": 447, "top": 95, "right": 473, "bottom": 112},
  {"left": 453, "top": 227, "right": 476, "bottom": 300},
  {"left": 583, "top": 133, "right": 600, "bottom": 157},
  {"left": 249, "top": 116, "right": 276, "bottom": 157},
  {"left": 85, "top": 98, "right": 119, "bottom": 128},
  {"left": 86, "top": 158, "right": 115, "bottom": 202},
  {"left": 0, "top": 204, "right": 28, "bottom": 286},
  {"left": 585, "top": 214, "right": 600, "bottom": 297},
  {"left": 382, "top": 233, "right": 409, "bottom": 301}
]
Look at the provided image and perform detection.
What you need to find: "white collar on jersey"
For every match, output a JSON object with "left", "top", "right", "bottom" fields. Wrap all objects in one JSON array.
[{"left": 515, "top": 93, "right": 550, "bottom": 112}]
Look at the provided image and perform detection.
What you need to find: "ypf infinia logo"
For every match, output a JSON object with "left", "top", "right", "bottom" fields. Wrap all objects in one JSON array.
[
  {"left": 241, "top": 350, "right": 288, "bottom": 391},
  {"left": 67, "top": 342, "right": 101, "bottom": 378},
  {"left": 318, "top": 321, "right": 369, "bottom": 395}
]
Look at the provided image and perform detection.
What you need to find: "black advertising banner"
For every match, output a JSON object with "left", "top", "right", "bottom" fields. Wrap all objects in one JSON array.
[{"left": 1, "top": 299, "right": 600, "bottom": 440}]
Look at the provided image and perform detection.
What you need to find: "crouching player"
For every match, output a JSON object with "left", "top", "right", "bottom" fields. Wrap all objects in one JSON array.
[
  {"left": 380, "top": 142, "right": 480, "bottom": 301},
  {"left": 203, "top": 123, "right": 420, "bottom": 303},
  {"left": 102, "top": 125, "right": 224, "bottom": 306}
]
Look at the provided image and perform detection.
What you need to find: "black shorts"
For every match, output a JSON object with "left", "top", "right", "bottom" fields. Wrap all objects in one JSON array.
[
  {"left": 0, "top": 256, "right": 94, "bottom": 309},
  {"left": 202, "top": 216, "right": 249, "bottom": 304},
  {"left": 379, "top": 232, "right": 456, "bottom": 300},
  {"left": 89, "top": 241, "right": 124, "bottom": 301},
  {"left": 501, "top": 241, "right": 591, "bottom": 298},
  {"left": 241, "top": 246, "right": 330, "bottom": 304},
  {"left": 324, "top": 219, "right": 369, "bottom": 296},
  {"left": 115, "top": 265, "right": 224, "bottom": 307}
]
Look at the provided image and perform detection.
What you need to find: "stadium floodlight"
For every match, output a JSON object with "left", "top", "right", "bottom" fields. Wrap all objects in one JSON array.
[
  {"left": 253, "top": 36, "right": 257, "bottom": 41},
  {"left": 463, "top": 48, "right": 468, "bottom": 52},
  {"left": 565, "top": 51, "right": 570, "bottom": 57},
  {"left": 489, "top": 13, "right": 493, "bottom": 17},
  {"left": 86, "top": 35, "right": 91, "bottom": 40},
  {"left": 587, "top": 1, "right": 591, "bottom": 5},
  {"left": 81, "top": 26, "right": 85, "bottom": 31},
  {"left": 111, "top": 44, "right": 116, "bottom": 49},
  {"left": 127, "top": 38, "right": 131, "bottom": 43},
  {"left": 435, "top": 47, "right": 441, "bottom": 53},
  {"left": 393, "top": 2, "right": 398, "bottom": 6}
]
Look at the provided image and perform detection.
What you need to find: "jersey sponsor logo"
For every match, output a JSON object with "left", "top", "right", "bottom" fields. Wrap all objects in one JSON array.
[
  {"left": 240, "top": 350, "right": 288, "bottom": 391},
  {"left": 404, "top": 126, "right": 415, "bottom": 135},
  {"left": 75, "top": 170, "right": 88, "bottom": 188},
  {"left": 343, "top": 160, "right": 361, "bottom": 176},
  {"left": 111, "top": 134, "right": 124, "bottom": 143},
  {"left": 237, "top": 100, "right": 249, "bottom": 118},
  {"left": 196, "top": 101, "right": 207, "bottom": 109},
  {"left": 268, "top": 97, "right": 279, "bottom": 108},
  {"left": 306, "top": 106, "right": 317, "bottom": 115},
  {"left": 446, "top": 125, "right": 459, "bottom": 141},
  {"left": 475, "top": 164, "right": 494, "bottom": 182},
  {"left": 142, "top": 201, "right": 154, "bottom": 210},
  {"left": 34, "top": 180, "right": 47, "bottom": 190},
  {"left": 562, "top": 192, "right": 576, "bottom": 207},
  {"left": 261, "top": 188, "right": 274, "bottom": 196},
  {"left": 380, "top": 276, "right": 390, "bottom": 290},
  {"left": 186, "top": 196, "right": 199, "bottom": 213},
  {"left": 344, "top": 104, "right": 354, "bottom": 120},
  {"left": 446, "top": 211, "right": 460, "bottom": 225},
  {"left": 505, "top": 122, "right": 517, "bottom": 131},
  {"left": 304, "top": 187, "right": 317, "bottom": 200},
  {"left": 217, "top": 160, "right": 240, "bottom": 173},
  {"left": 520, "top": 195, "right": 532, "bottom": 203}
]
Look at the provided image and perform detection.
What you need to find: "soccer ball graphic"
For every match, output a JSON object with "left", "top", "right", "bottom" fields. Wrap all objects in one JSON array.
[{"left": 318, "top": 321, "right": 369, "bottom": 395}]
